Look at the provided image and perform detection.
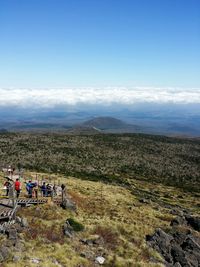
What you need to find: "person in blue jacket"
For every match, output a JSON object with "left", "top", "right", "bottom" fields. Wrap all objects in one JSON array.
[{"left": 25, "top": 180, "right": 34, "bottom": 198}]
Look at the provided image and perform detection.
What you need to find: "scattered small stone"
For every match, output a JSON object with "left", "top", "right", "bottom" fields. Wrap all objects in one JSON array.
[
  {"left": 30, "top": 258, "right": 40, "bottom": 264},
  {"left": 80, "top": 238, "right": 93, "bottom": 246},
  {"left": 52, "top": 259, "right": 63, "bottom": 267},
  {"left": 139, "top": 198, "right": 150, "bottom": 204},
  {"left": 35, "top": 207, "right": 41, "bottom": 212},
  {"left": 13, "top": 255, "right": 21, "bottom": 262},
  {"left": 174, "top": 262, "right": 182, "bottom": 267},
  {"left": 0, "top": 246, "right": 10, "bottom": 261},
  {"left": 95, "top": 256, "right": 105, "bottom": 265},
  {"left": 14, "top": 240, "right": 25, "bottom": 252},
  {"left": 80, "top": 250, "right": 95, "bottom": 259},
  {"left": 80, "top": 235, "right": 102, "bottom": 246},
  {"left": 7, "top": 227, "right": 18, "bottom": 240},
  {"left": 64, "top": 229, "right": 73, "bottom": 238},
  {"left": 97, "top": 246, "right": 105, "bottom": 253},
  {"left": 21, "top": 217, "right": 28, "bottom": 228},
  {"left": 15, "top": 216, "right": 22, "bottom": 224}
]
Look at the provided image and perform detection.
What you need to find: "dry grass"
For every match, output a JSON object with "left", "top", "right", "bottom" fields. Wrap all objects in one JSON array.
[{"left": 0, "top": 172, "right": 199, "bottom": 266}]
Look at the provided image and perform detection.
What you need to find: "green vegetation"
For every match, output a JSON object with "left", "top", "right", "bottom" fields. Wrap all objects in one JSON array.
[
  {"left": 0, "top": 132, "right": 199, "bottom": 192},
  {"left": 67, "top": 218, "right": 85, "bottom": 232}
]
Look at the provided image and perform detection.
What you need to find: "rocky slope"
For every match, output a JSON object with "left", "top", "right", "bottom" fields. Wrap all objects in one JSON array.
[{"left": 0, "top": 172, "right": 199, "bottom": 266}]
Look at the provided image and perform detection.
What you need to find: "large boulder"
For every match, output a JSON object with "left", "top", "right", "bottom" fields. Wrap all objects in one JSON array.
[
  {"left": 146, "top": 228, "right": 173, "bottom": 263},
  {"left": 63, "top": 221, "right": 73, "bottom": 238},
  {"left": 147, "top": 228, "right": 200, "bottom": 267},
  {"left": 61, "top": 198, "right": 76, "bottom": 212},
  {"left": 171, "top": 245, "right": 188, "bottom": 266},
  {"left": 181, "top": 237, "right": 200, "bottom": 267}
]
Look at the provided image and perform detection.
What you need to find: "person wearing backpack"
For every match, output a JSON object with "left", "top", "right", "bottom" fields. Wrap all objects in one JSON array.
[{"left": 25, "top": 180, "right": 33, "bottom": 198}]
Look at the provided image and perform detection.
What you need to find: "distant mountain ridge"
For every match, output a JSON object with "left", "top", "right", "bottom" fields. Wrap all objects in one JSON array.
[
  {"left": 82, "top": 116, "right": 129, "bottom": 129},
  {"left": 80, "top": 116, "right": 143, "bottom": 133},
  {"left": 0, "top": 110, "right": 199, "bottom": 136}
]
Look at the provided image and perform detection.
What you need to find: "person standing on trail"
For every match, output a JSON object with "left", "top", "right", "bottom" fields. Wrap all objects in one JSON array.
[
  {"left": 41, "top": 182, "right": 46, "bottom": 197},
  {"left": 15, "top": 178, "right": 21, "bottom": 198},
  {"left": 61, "top": 184, "right": 67, "bottom": 197},
  {"left": 53, "top": 184, "right": 57, "bottom": 196},
  {"left": 26, "top": 180, "right": 33, "bottom": 198},
  {"left": 33, "top": 182, "right": 38, "bottom": 198},
  {"left": 46, "top": 184, "right": 52, "bottom": 197},
  {"left": 8, "top": 165, "right": 12, "bottom": 176},
  {"left": 4, "top": 179, "right": 11, "bottom": 196}
]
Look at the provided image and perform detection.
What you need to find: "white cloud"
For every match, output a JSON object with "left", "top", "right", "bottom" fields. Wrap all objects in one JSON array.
[{"left": 0, "top": 87, "right": 200, "bottom": 107}]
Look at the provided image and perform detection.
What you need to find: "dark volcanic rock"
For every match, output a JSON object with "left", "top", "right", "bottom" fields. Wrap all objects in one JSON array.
[
  {"left": 147, "top": 227, "right": 200, "bottom": 267},
  {"left": 171, "top": 246, "right": 188, "bottom": 266},
  {"left": 139, "top": 198, "right": 151, "bottom": 204},
  {"left": 146, "top": 228, "right": 173, "bottom": 263},
  {"left": 170, "top": 209, "right": 184, "bottom": 217},
  {"left": 61, "top": 198, "right": 76, "bottom": 211},
  {"left": 185, "top": 216, "right": 200, "bottom": 232},
  {"left": 63, "top": 221, "right": 74, "bottom": 238},
  {"left": 173, "top": 230, "right": 191, "bottom": 245},
  {"left": 181, "top": 237, "right": 200, "bottom": 267},
  {"left": 170, "top": 216, "right": 187, "bottom": 227}
]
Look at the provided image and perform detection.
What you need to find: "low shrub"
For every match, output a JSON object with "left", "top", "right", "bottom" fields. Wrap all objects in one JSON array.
[{"left": 67, "top": 218, "right": 84, "bottom": 232}]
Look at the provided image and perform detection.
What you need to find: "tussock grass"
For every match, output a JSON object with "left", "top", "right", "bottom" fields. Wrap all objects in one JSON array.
[{"left": 0, "top": 172, "right": 199, "bottom": 266}]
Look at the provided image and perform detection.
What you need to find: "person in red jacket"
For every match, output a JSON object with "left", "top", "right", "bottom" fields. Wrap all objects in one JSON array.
[{"left": 15, "top": 178, "right": 21, "bottom": 198}]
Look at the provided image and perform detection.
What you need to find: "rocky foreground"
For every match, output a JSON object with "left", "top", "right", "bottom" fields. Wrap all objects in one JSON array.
[{"left": 147, "top": 212, "right": 200, "bottom": 267}]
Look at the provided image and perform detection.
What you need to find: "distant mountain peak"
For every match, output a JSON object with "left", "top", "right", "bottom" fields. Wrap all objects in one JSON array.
[{"left": 82, "top": 116, "right": 128, "bottom": 129}]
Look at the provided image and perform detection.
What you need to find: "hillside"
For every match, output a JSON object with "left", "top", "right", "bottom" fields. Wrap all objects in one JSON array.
[
  {"left": 0, "top": 132, "right": 199, "bottom": 266},
  {"left": 66, "top": 126, "right": 102, "bottom": 135},
  {"left": 0, "top": 171, "right": 199, "bottom": 267},
  {"left": 0, "top": 132, "right": 199, "bottom": 192}
]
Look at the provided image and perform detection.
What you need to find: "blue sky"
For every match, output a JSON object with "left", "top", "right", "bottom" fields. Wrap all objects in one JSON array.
[{"left": 0, "top": 0, "right": 200, "bottom": 88}]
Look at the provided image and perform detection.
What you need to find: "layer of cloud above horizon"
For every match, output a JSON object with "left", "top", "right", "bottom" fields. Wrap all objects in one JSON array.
[{"left": 0, "top": 87, "right": 200, "bottom": 108}]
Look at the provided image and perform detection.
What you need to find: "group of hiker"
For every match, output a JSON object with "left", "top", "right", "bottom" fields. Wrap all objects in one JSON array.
[
  {"left": 3, "top": 178, "right": 63, "bottom": 199},
  {"left": 4, "top": 178, "right": 21, "bottom": 198},
  {"left": 26, "top": 181, "right": 56, "bottom": 198}
]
